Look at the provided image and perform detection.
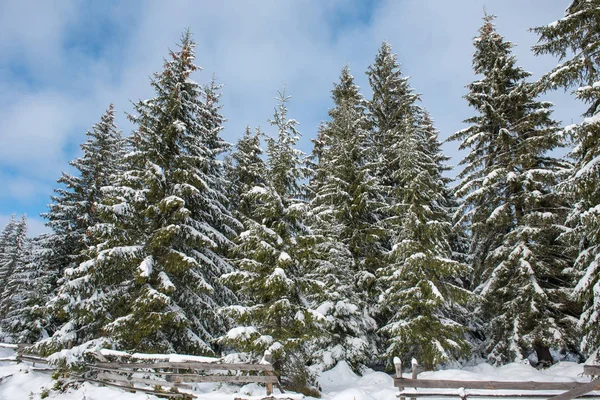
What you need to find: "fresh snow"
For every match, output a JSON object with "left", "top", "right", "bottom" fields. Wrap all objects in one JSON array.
[
  {"left": 138, "top": 256, "right": 153, "bottom": 277},
  {"left": 2, "top": 348, "right": 598, "bottom": 400},
  {"left": 278, "top": 251, "right": 291, "bottom": 262},
  {"left": 226, "top": 326, "right": 258, "bottom": 340}
]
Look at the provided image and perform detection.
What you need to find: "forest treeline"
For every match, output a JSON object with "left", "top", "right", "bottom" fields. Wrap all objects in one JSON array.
[{"left": 0, "top": 1, "right": 598, "bottom": 392}]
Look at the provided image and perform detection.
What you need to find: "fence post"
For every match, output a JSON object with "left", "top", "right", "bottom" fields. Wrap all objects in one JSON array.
[
  {"left": 395, "top": 357, "right": 405, "bottom": 400},
  {"left": 411, "top": 358, "right": 418, "bottom": 400},
  {"left": 264, "top": 350, "right": 273, "bottom": 396}
]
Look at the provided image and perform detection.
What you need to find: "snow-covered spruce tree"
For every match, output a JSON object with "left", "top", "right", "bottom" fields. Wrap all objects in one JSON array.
[
  {"left": 0, "top": 215, "right": 28, "bottom": 314},
  {"left": 0, "top": 215, "right": 42, "bottom": 343},
  {"left": 378, "top": 112, "right": 472, "bottom": 370},
  {"left": 0, "top": 215, "right": 19, "bottom": 288},
  {"left": 450, "top": 14, "right": 577, "bottom": 365},
  {"left": 226, "top": 126, "right": 268, "bottom": 217},
  {"left": 36, "top": 104, "right": 125, "bottom": 348},
  {"left": 533, "top": 0, "right": 600, "bottom": 359},
  {"left": 43, "top": 31, "right": 239, "bottom": 356},
  {"left": 300, "top": 66, "right": 381, "bottom": 369},
  {"left": 42, "top": 104, "right": 124, "bottom": 281},
  {"left": 366, "top": 41, "right": 421, "bottom": 238},
  {"left": 366, "top": 42, "right": 428, "bottom": 312},
  {"left": 0, "top": 233, "right": 51, "bottom": 344},
  {"left": 420, "top": 112, "right": 471, "bottom": 268},
  {"left": 265, "top": 88, "right": 309, "bottom": 203},
  {"left": 220, "top": 92, "right": 324, "bottom": 391}
]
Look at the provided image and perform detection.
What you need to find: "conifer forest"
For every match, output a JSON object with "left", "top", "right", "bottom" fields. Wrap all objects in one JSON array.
[{"left": 0, "top": 0, "right": 599, "bottom": 392}]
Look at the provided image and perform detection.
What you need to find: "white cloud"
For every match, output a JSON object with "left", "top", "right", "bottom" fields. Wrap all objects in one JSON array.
[
  {"left": 0, "top": 93, "right": 78, "bottom": 174},
  {"left": 0, "top": 0, "right": 586, "bottom": 215},
  {"left": 0, "top": 0, "right": 80, "bottom": 75}
]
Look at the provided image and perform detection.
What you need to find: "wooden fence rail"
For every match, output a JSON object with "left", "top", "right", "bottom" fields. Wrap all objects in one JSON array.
[
  {"left": 85, "top": 351, "right": 279, "bottom": 398},
  {"left": 393, "top": 357, "right": 600, "bottom": 400},
  {"left": 0, "top": 344, "right": 280, "bottom": 398}
]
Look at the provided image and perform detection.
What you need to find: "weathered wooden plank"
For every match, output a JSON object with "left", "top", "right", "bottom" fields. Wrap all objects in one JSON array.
[
  {"left": 548, "top": 379, "right": 600, "bottom": 400},
  {"left": 394, "top": 377, "right": 590, "bottom": 391},
  {"left": 30, "top": 368, "right": 54, "bottom": 375},
  {"left": 86, "top": 364, "right": 129, "bottom": 373},
  {"left": 18, "top": 355, "right": 48, "bottom": 364},
  {"left": 164, "top": 374, "right": 278, "bottom": 384},
  {"left": 584, "top": 365, "right": 600, "bottom": 376},
  {"left": 98, "top": 371, "right": 277, "bottom": 385},
  {"left": 92, "top": 361, "right": 274, "bottom": 371},
  {"left": 98, "top": 371, "right": 170, "bottom": 387},
  {"left": 89, "top": 365, "right": 277, "bottom": 383},
  {"left": 86, "top": 377, "right": 194, "bottom": 398}
]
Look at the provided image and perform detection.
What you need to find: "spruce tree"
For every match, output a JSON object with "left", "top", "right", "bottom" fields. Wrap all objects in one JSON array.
[
  {"left": 533, "top": 0, "right": 600, "bottom": 359},
  {"left": 366, "top": 42, "right": 427, "bottom": 313},
  {"left": 44, "top": 31, "right": 239, "bottom": 355},
  {"left": 378, "top": 113, "right": 471, "bottom": 370},
  {"left": 266, "top": 88, "right": 308, "bottom": 202},
  {"left": 0, "top": 233, "right": 50, "bottom": 344},
  {"left": 221, "top": 93, "right": 324, "bottom": 389},
  {"left": 0, "top": 215, "right": 38, "bottom": 342},
  {"left": 366, "top": 41, "right": 421, "bottom": 242},
  {"left": 451, "top": 14, "right": 577, "bottom": 365},
  {"left": 226, "top": 126, "right": 268, "bottom": 217},
  {"left": 43, "top": 104, "right": 123, "bottom": 279},
  {"left": 36, "top": 104, "right": 125, "bottom": 349},
  {"left": 0, "top": 215, "right": 19, "bottom": 288},
  {"left": 40, "top": 104, "right": 124, "bottom": 341},
  {"left": 301, "top": 66, "right": 381, "bottom": 369},
  {"left": 0, "top": 215, "right": 28, "bottom": 309}
]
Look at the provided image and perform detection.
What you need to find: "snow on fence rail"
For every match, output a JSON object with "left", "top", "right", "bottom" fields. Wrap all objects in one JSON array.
[
  {"left": 393, "top": 358, "right": 600, "bottom": 400},
  {"left": 1, "top": 343, "right": 279, "bottom": 398},
  {"left": 87, "top": 350, "right": 279, "bottom": 398}
]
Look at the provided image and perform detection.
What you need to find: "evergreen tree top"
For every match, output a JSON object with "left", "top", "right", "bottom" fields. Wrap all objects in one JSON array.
[
  {"left": 331, "top": 65, "right": 362, "bottom": 108},
  {"left": 367, "top": 41, "right": 420, "bottom": 135},
  {"left": 533, "top": 0, "right": 600, "bottom": 116},
  {"left": 472, "top": 13, "right": 529, "bottom": 81},
  {"left": 230, "top": 126, "right": 267, "bottom": 204},
  {"left": 267, "top": 87, "right": 306, "bottom": 200}
]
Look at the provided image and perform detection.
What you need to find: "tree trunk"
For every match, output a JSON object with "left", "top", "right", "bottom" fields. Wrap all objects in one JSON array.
[{"left": 534, "top": 343, "right": 553, "bottom": 368}]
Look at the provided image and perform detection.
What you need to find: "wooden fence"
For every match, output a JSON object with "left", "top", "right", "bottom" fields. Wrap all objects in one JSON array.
[
  {"left": 85, "top": 352, "right": 279, "bottom": 398},
  {"left": 394, "top": 358, "right": 600, "bottom": 400},
  {"left": 0, "top": 344, "right": 280, "bottom": 399}
]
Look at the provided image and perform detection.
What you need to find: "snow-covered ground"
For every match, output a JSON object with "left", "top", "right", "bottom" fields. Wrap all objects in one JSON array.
[{"left": 0, "top": 347, "right": 597, "bottom": 400}]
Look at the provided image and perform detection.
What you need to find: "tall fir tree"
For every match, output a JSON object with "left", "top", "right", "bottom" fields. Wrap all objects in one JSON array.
[
  {"left": 40, "top": 104, "right": 125, "bottom": 342},
  {"left": 226, "top": 126, "right": 268, "bottom": 217},
  {"left": 366, "top": 42, "right": 426, "bottom": 310},
  {"left": 451, "top": 14, "right": 577, "bottom": 365},
  {"left": 301, "top": 66, "right": 381, "bottom": 369},
  {"left": 0, "top": 233, "right": 50, "bottom": 344},
  {"left": 266, "top": 88, "right": 308, "bottom": 203},
  {"left": 533, "top": 0, "right": 600, "bottom": 359},
  {"left": 0, "top": 215, "right": 28, "bottom": 315},
  {"left": 378, "top": 113, "right": 471, "bottom": 370},
  {"left": 0, "top": 215, "right": 20, "bottom": 288},
  {"left": 221, "top": 93, "right": 324, "bottom": 390},
  {"left": 43, "top": 31, "right": 239, "bottom": 356},
  {"left": 0, "top": 215, "right": 43, "bottom": 343}
]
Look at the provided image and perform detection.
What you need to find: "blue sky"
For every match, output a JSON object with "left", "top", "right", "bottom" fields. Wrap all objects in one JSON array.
[{"left": 0, "top": 0, "right": 584, "bottom": 236}]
